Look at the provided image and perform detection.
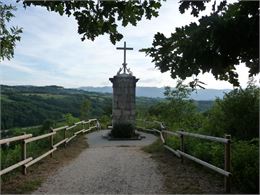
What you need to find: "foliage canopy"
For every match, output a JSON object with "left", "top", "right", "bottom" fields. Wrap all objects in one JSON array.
[
  {"left": 0, "top": 2, "right": 22, "bottom": 61},
  {"left": 21, "top": 0, "right": 162, "bottom": 44},
  {"left": 5, "top": 1, "right": 260, "bottom": 86},
  {"left": 142, "top": 1, "right": 259, "bottom": 86}
]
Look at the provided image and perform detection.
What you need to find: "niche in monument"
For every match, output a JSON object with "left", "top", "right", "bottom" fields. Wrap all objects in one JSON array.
[{"left": 109, "top": 41, "right": 139, "bottom": 139}]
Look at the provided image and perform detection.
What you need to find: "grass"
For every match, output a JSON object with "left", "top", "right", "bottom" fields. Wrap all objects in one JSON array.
[
  {"left": 0, "top": 95, "right": 15, "bottom": 102},
  {"left": 142, "top": 138, "right": 164, "bottom": 153},
  {"left": 21, "top": 93, "right": 67, "bottom": 99},
  {"left": 142, "top": 138, "right": 225, "bottom": 194},
  {"left": 1, "top": 135, "right": 89, "bottom": 194},
  {"left": 16, "top": 179, "right": 43, "bottom": 193}
]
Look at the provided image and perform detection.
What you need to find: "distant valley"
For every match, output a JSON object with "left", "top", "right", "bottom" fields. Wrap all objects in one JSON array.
[
  {"left": 1, "top": 85, "right": 216, "bottom": 129},
  {"left": 79, "top": 86, "right": 231, "bottom": 100}
]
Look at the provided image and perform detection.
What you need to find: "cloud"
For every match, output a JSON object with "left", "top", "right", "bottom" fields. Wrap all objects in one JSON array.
[
  {"left": 1, "top": 0, "right": 258, "bottom": 89},
  {"left": 1, "top": 60, "right": 36, "bottom": 74}
]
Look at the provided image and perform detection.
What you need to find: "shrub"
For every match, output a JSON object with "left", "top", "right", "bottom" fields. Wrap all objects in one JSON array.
[
  {"left": 232, "top": 139, "right": 259, "bottom": 193},
  {"left": 111, "top": 122, "right": 135, "bottom": 138},
  {"left": 203, "top": 86, "right": 259, "bottom": 140},
  {"left": 40, "top": 119, "right": 54, "bottom": 134},
  {"left": 166, "top": 135, "right": 259, "bottom": 193},
  {"left": 63, "top": 113, "right": 79, "bottom": 126},
  {"left": 99, "top": 115, "right": 110, "bottom": 129}
]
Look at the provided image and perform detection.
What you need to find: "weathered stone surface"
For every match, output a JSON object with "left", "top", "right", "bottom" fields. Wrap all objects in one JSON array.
[{"left": 109, "top": 74, "right": 139, "bottom": 127}]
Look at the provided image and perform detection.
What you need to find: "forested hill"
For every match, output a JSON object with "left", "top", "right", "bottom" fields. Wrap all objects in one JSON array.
[
  {"left": 79, "top": 86, "right": 231, "bottom": 100},
  {"left": 0, "top": 85, "right": 160, "bottom": 129},
  {"left": 1, "top": 85, "right": 212, "bottom": 129},
  {"left": 2, "top": 85, "right": 92, "bottom": 95}
]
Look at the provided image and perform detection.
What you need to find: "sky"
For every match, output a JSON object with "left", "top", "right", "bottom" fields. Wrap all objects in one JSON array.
[{"left": 0, "top": 0, "right": 258, "bottom": 89}]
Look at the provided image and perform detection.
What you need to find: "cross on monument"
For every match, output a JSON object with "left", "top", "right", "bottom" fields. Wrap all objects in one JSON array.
[{"left": 116, "top": 41, "right": 133, "bottom": 74}]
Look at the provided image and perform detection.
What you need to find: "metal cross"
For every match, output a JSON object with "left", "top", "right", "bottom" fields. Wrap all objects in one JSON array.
[{"left": 116, "top": 41, "right": 133, "bottom": 74}]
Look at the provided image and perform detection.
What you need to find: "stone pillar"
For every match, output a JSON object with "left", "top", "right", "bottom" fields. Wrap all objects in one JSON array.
[{"left": 109, "top": 73, "right": 139, "bottom": 128}]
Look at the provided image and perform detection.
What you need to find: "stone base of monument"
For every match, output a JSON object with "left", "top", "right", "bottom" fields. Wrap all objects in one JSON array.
[
  {"left": 104, "top": 123, "right": 145, "bottom": 140},
  {"left": 103, "top": 131, "right": 145, "bottom": 141}
]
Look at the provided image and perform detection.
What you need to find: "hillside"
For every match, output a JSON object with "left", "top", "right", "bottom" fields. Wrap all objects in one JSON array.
[
  {"left": 79, "top": 86, "right": 231, "bottom": 100},
  {"left": 1, "top": 85, "right": 213, "bottom": 130},
  {"left": 0, "top": 85, "right": 160, "bottom": 129}
]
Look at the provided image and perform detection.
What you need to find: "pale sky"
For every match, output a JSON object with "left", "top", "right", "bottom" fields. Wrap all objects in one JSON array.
[{"left": 0, "top": 0, "right": 258, "bottom": 89}]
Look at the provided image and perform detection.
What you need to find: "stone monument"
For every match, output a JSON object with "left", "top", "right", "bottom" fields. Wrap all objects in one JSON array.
[{"left": 109, "top": 42, "right": 139, "bottom": 128}]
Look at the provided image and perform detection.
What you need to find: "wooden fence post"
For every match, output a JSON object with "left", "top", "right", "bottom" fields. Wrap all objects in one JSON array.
[
  {"left": 224, "top": 134, "right": 231, "bottom": 193},
  {"left": 50, "top": 128, "right": 54, "bottom": 157},
  {"left": 64, "top": 128, "right": 67, "bottom": 147},
  {"left": 180, "top": 129, "right": 184, "bottom": 163},
  {"left": 21, "top": 138, "right": 27, "bottom": 175},
  {"left": 161, "top": 123, "right": 167, "bottom": 144},
  {"left": 163, "top": 130, "right": 167, "bottom": 145}
]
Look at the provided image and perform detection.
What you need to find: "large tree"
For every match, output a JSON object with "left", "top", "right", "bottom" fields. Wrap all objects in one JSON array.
[
  {"left": 21, "top": 0, "right": 162, "bottom": 44},
  {"left": 142, "top": 1, "right": 259, "bottom": 86},
  {"left": 0, "top": 2, "right": 22, "bottom": 61},
  {"left": 15, "top": 1, "right": 260, "bottom": 86}
]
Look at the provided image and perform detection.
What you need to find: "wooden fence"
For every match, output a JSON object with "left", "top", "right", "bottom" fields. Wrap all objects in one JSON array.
[
  {"left": 0, "top": 119, "right": 100, "bottom": 176},
  {"left": 136, "top": 119, "right": 231, "bottom": 193}
]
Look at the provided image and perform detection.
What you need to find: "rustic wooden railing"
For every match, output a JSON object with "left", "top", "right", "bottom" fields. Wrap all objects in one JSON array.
[
  {"left": 0, "top": 119, "right": 101, "bottom": 176},
  {"left": 136, "top": 119, "right": 231, "bottom": 193}
]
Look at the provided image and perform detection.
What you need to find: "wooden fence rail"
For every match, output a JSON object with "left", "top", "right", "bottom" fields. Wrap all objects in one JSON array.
[
  {"left": 24, "top": 132, "right": 56, "bottom": 144},
  {"left": 0, "top": 134, "right": 32, "bottom": 145},
  {"left": 137, "top": 119, "right": 231, "bottom": 193},
  {"left": 0, "top": 119, "right": 100, "bottom": 176},
  {"left": 176, "top": 130, "right": 229, "bottom": 143},
  {"left": 52, "top": 125, "right": 68, "bottom": 132}
]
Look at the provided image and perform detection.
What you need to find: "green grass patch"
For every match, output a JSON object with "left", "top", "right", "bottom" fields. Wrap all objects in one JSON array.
[
  {"left": 17, "top": 179, "right": 43, "bottom": 193},
  {"left": 142, "top": 139, "right": 164, "bottom": 153},
  {"left": 22, "top": 93, "right": 67, "bottom": 99},
  {"left": 0, "top": 94, "right": 15, "bottom": 102}
]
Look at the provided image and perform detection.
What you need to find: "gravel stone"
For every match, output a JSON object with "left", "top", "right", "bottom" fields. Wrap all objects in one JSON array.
[{"left": 34, "top": 130, "right": 164, "bottom": 194}]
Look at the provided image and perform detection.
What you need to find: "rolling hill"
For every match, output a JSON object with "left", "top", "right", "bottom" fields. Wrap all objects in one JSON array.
[{"left": 79, "top": 86, "right": 231, "bottom": 100}]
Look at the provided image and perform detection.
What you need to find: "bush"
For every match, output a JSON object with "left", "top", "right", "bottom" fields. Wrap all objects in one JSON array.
[
  {"left": 166, "top": 135, "right": 259, "bottom": 193},
  {"left": 63, "top": 113, "right": 80, "bottom": 126},
  {"left": 111, "top": 123, "right": 135, "bottom": 138},
  {"left": 203, "top": 86, "right": 259, "bottom": 140},
  {"left": 40, "top": 119, "right": 54, "bottom": 134},
  {"left": 99, "top": 115, "right": 111, "bottom": 129},
  {"left": 232, "top": 139, "right": 259, "bottom": 193}
]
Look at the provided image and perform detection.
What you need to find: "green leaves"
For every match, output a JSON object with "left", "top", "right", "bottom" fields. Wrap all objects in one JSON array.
[
  {"left": 0, "top": 2, "right": 23, "bottom": 61},
  {"left": 142, "top": 1, "right": 259, "bottom": 87},
  {"left": 179, "top": 0, "right": 210, "bottom": 17},
  {"left": 164, "top": 80, "right": 192, "bottom": 100},
  {"left": 80, "top": 100, "right": 91, "bottom": 120},
  {"left": 11, "top": 0, "right": 258, "bottom": 88},
  {"left": 22, "top": 0, "right": 162, "bottom": 45}
]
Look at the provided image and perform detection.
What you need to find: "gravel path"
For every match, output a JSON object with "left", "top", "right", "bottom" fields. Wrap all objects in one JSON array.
[{"left": 34, "top": 130, "right": 165, "bottom": 194}]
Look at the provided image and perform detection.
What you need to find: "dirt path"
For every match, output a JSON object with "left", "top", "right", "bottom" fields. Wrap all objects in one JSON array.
[
  {"left": 34, "top": 130, "right": 166, "bottom": 194},
  {"left": 33, "top": 130, "right": 224, "bottom": 194}
]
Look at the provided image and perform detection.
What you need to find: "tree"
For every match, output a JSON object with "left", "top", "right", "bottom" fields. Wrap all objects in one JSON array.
[
  {"left": 164, "top": 80, "right": 192, "bottom": 100},
  {"left": 41, "top": 119, "right": 54, "bottom": 134},
  {"left": 18, "top": 1, "right": 258, "bottom": 86},
  {"left": 63, "top": 113, "right": 79, "bottom": 126},
  {"left": 149, "top": 81, "right": 203, "bottom": 130},
  {"left": 20, "top": 0, "right": 161, "bottom": 44},
  {"left": 80, "top": 99, "right": 91, "bottom": 120},
  {"left": 141, "top": 1, "right": 259, "bottom": 86},
  {"left": 220, "top": 84, "right": 259, "bottom": 139},
  {"left": 203, "top": 83, "right": 259, "bottom": 139},
  {"left": 0, "top": 2, "right": 22, "bottom": 61}
]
